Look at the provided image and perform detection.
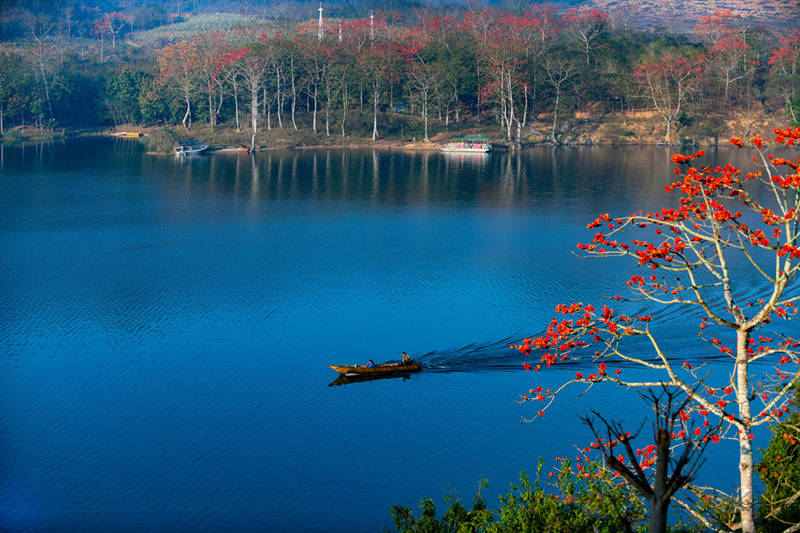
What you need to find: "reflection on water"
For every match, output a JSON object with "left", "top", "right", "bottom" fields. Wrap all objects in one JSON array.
[
  {"left": 0, "top": 138, "right": 687, "bottom": 214},
  {"left": 328, "top": 372, "right": 415, "bottom": 387},
  {"left": 73, "top": 145, "right": 683, "bottom": 215}
]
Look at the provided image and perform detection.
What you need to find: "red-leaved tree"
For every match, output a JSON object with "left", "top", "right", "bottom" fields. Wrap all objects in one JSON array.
[
  {"left": 514, "top": 127, "right": 800, "bottom": 532},
  {"left": 563, "top": 7, "right": 608, "bottom": 68},
  {"left": 195, "top": 32, "right": 232, "bottom": 132},
  {"left": 695, "top": 10, "right": 754, "bottom": 104},
  {"left": 156, "top": 40, "right": 200, "bottom": 130},
  {"left": 634, "top": 55, "right": 705, "bottom": 145},
  {"left": 768, "top": 30, "right": 800, "bottom": 124}
]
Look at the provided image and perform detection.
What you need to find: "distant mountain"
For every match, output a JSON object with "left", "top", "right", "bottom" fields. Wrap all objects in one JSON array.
[
  {"left": 582, "top": 0, "right": 800, "bottom": 33},
  {"left": 2, "top": 0, "right": 797, "bottom": 35}
]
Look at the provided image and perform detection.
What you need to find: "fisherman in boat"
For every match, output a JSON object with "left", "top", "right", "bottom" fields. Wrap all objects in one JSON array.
[
  {"left": 366, "top": 359, "right": 376, "bottom": 368},
  {"left": 402, "top": 352, "right": 411, "bottom": 364}
]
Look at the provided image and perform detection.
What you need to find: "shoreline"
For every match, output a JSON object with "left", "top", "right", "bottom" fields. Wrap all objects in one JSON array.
[{"left": 3, "top": 108, "right": 789, "bottom": 152}]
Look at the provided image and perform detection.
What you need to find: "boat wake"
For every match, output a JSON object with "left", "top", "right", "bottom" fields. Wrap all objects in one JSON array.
[
  {"left": 412, "top": 336, "right": 535, "bottom": 373},
  {"left": 408, "top": 285, "right": 799, "bottom": 374}
]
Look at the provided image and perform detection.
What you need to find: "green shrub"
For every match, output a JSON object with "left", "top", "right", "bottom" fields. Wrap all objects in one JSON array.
[
  {"left": 390, "top": 458, "right": 648, "bottom": 533},
  {"left": 756, "top": 382, "right": 800, "bottom": 531}
]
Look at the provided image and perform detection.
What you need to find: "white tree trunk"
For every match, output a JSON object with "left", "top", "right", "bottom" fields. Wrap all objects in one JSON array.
[
  {"left": 423, "top": 90, "right": 429, "bottom": 142},
  {"left": 341, "top": 84, "right": 347, "bottom": 139},
  {"left": 182, "top": 95, "right": 191, "bottom": 130},
  {"left": 372, "top": 88, "right": 379, "bottom": 141},
  {"left": 208, "top": 90, "right": 214, "bottom": 131},
  {"left": 312, "top": 85, "right": 318, "bottom": 134},
  {"left": 276, "top": 66, "right": 283, "bottom": 129},
  {"left": 551, "top": 86, "right": 560, "bottom": 143},
  {"left": 250, "top": 86, "right": 258, "bottom": 151},
  {"left": 291, "top": 59, "right": 297, "bottom": 130},
  {"left": 325, "top": 81, "right": 330, "bottom": 136},
  {"left": 736, "top": 329, "right": 756, "bottom": 533},
  {"left": 233, "top": 78, "right": 241, "bottom": 132}
]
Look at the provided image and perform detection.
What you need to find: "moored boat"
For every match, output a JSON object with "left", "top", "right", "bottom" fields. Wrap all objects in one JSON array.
[
  {"left": 111, "top": 131, "right": 143, "bottom": 138},
  {"left": 329, "top": 362, "right": 421, "bottom": 376},
  {"left": 441, "top": 136, "right": 492, "bottom": 153},
  {"left": 174, "top": 139, "right": 209, "bottom": 155}
]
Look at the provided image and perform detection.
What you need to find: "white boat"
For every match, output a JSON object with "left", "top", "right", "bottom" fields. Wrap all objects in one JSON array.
[
  {"left": 441, "top": 136, "right": 492, "bottom": 153},
  {"left": 174, "top": 139, "right": 208, "bottom": 155}
]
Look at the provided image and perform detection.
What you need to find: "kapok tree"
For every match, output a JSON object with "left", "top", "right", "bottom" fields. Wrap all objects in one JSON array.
[
  {"left": 695, "top": 10, "right": 754, "bottom": 104},
  {"left": 236, "top": 41, "right": 273, "bottom": 151},
  {"left": 195, "top": 32, "right": 233, "bottom": 132},
  {"left": 543, "top": 54, "right": 576, "bottom": 144},
  {"left": 156, "top": 40, "right": 201, "bottom": 130},
  {"left": 477, "top": 38, "right": 527, "bottom": 144},
  {"left": 471, "top": 8, "right": 557, "bottom": 145},
  {"left": 633, "top": 55, "right": 705, "bottom": 145},
  {"left": 768, "top": 30, "right": 800, "bottom": 124},
  {"left": 563, "top": 7, "right": 608, "bottom": 68},
  {"left": 399, "top": 36, "right": 440, "bottom": 143},
  {"left": 296, "top": 38, "right": 331, "bottom": 135},
  {"left": 489, "top": 7, "right": 561, "bottom": 141},
  {"left": 91, "top": 18, "right": 109, "bottom": 63},
  {"left": 104, "top": 13, "right": 128, "bottom": 51},
  {"left": 210, "top": 44, "right": 249, "bottom": 133},
  {"left": 92, "top": 13, "right": 128, "bottom": 62},
  {"left": 357, "top": 42, "right": 395, "bottom": 141},
  {"left": 513, "top": 127, "right": 800, "bottom": 533}
]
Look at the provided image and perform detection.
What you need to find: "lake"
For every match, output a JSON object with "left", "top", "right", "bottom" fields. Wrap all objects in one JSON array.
[{"left": 0, "top": 139, "right": 770, "bottom": 531}]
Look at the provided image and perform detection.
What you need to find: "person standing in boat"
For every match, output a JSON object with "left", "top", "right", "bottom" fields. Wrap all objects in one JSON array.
[{"left": 401, "top": 352, "right": 411, "bottom": 364}]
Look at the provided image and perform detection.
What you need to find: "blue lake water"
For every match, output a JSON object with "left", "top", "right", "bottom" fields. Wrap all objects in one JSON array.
[{"left": 0, "top": 139, "right": 776, "bottom": 531}]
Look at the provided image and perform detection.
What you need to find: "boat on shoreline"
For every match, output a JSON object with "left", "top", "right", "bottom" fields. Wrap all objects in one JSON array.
[
  {"left": 174, "top": 139, "right": 208, "bottom": 155},
  {"left": 329, "top": 362, "right": 421, "bottom": 376},
  {"left": 441, "top": 136, "right": 492, "bottom": 153},
  {"left": 111, "top": 131, "right": 143, "bottom": 138}
]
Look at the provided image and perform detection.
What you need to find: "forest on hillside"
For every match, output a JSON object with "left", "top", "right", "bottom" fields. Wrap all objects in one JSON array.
[{"left": 0, "top": 2, "right": 798, "bottom": 145}]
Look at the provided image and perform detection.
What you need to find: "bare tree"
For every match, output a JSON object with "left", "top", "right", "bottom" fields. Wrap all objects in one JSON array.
[
  {"left": 633, "top": 55, "right": 705, "bottom": 144},
  {"left": 582, "top": 387, "right": 712, "bottom": 533},
  {"left": 236, "top": 42, "right": 273, "bottom": 151},
  {"left": 544, "top": 56, "right": 575, "bottom": 143}
]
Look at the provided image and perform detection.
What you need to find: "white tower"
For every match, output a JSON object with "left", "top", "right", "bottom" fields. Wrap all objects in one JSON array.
[
  {"left": 369, "top": 10, "right": 374, "bottom": 41},
  {"left": 318, "top": 4, "right": 324, "bottom": 41}
]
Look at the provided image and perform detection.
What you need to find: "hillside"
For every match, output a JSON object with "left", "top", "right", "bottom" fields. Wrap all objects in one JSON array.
[
  {"left": 587, "top": 0, "right": 800, "bottom": 32},
  {"left": 128, "top": 13, "right": 270, "bottom": 47}
]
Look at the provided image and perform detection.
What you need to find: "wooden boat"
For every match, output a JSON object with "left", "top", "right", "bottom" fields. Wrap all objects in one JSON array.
[
  {"left": 329, "top": 362, "right": 421, "bottom": 376},
  {"left": 174, "top": 139, "right": 209, "bottom": 155},
  {"left": 111, "top": 131, "right": 143, "bottom": 138},
  {"left": 441, "top": 136, "right": 492, "bottom": 153}
]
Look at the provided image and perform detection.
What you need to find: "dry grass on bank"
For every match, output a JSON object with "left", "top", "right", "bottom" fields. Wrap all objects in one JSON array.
[{"left": 96, "top": 105, "right": 788, "bottom": 152}]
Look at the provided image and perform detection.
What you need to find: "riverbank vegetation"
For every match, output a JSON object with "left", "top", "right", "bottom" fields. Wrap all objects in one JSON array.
[{"left": 0, "top": 3, "right": 798, "bottom": 147}]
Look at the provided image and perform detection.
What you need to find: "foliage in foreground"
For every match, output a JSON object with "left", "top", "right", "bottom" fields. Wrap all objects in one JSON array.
[
  {"left": 757, "top": 382, "right": 800, "bottom": 532},
  {"left": 390, "top": 458, "right": 648, "bottom": 533},
  {"left": 390, "top": 410, "right": 800, "bottom": 533}
]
